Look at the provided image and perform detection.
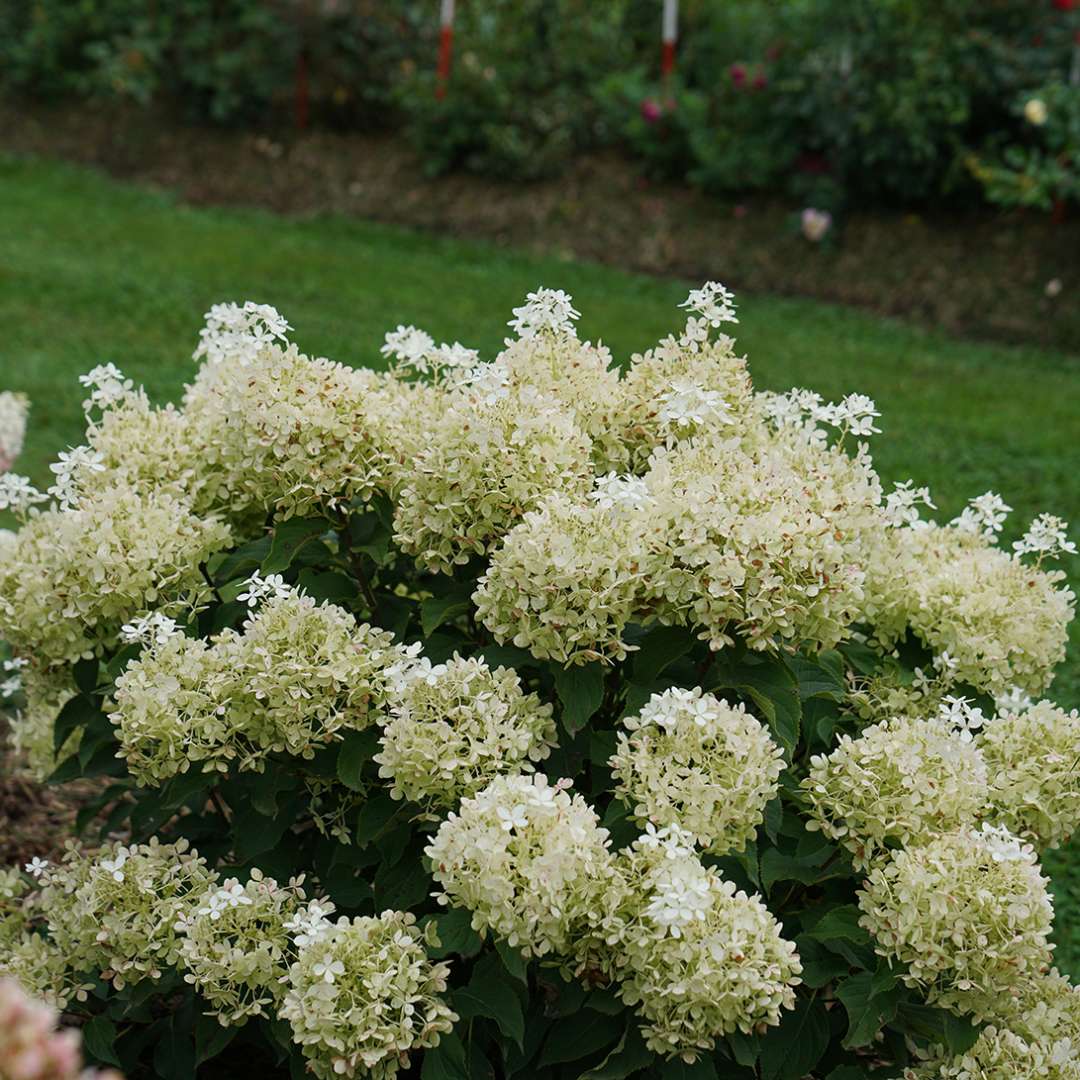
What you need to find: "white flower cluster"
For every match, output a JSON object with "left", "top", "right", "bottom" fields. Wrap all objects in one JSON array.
[
  {"left": 858, "top": 824, "right": 1054, "bottom": 1018},
  {"left": 193, "top": 300, "right": 292, "bottom": 367},
  {"left": 804, "top": 714, "right": 988, "bottom": 869},
  {"left": 609, "top": 688, "right": 784, "bottom": 856},
  {"left": 426, "top": 774, "right": 614, "bottom": 959},
  {"left": 589, "top": 825, "right": 802, "bottom": 1059},
  {"left": 864, "top": 517, "right": 1074, "bottom": 695},
  {"left": 41, "top": 839, "right": 218, "bottom": 990},
  {"left": 0, "top": 486, "right": 231, "bottom": 666},
  {"left": 0, "top": 391, "right": 28, "bottom": 473},
  {"left": 428, "top": 778, "right": 802, "bottom": 1060},
  {"left": 279, "top": 911, "right": 456, "bottom": 1080},
  {"left": 110, "top": 589, "right": 414, "bottom": 784},
  {"left": 375, "top": 656, "right": 556, "bottom": 807},
  {"left": 980, "top": 699, "right": 1080, "bottom": 849},
  {"left": 176, "top": 870, "right": 321, "bottom": 1026}
]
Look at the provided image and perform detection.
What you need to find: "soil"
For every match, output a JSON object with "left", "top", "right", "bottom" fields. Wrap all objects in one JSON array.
[{"left": 1, "top": 97, "right": 1078, "bottom": 352}]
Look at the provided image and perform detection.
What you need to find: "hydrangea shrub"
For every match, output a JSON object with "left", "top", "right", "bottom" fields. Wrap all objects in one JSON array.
[{"left": 0, "top": 286, "right": 1077, "bottom": 1079}]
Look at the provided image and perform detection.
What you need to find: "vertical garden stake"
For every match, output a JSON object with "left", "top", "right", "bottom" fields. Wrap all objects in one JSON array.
[
  {"left": 437, "top": 0, "right": 456, "bottom": 100},
  {"left": 661, "top": 0, "right": 679, "bottom": 90}
]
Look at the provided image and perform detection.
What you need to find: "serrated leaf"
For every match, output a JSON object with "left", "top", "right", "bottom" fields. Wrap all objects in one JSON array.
[
  {"left": 579, "top": 1020, "right": 654, "bottom": 1078},
  {"left": 553, "top": 662, "right": 605, "bottom": 736},
  {"left": 82, "top": 1016, "right": 123, "bottom": 1068},
  {"left": 758, "top": 995, "right": 830, "bottom": 1080},
  {"left": 336, "top": 728, "right": 378, "bottom": 791},
  {"left": 423, "top": 909, "right": 483, "bottom": 960},
  {"left": 495, "top": 937, "right": 528, "bottom": 982},
  {"left": 537, "top": 1008, "right": 623, "bottom": 1067},
  {"left": 421, "top": 593, "right": 472, "bottom": 636},
  {"left": 631, "top": 624, "right": 695, "bottom": 684},
  {"left": 195, "top": 1012, "right": 237, "bottom": 1065},
  {"left": 262, "top": 517, "right": 328, "bottom": 575},
  {"left": 451, "top": 954, "right": 525, "bottom": 1050},
  {"left": 836, "top": 970, "right": 902, "bottom": 1048},
  {"left": 421, "top": 1032, "right": 470, "bottom": 1080},
  {"left": 53, "top": 694, "right": 99, "bottom": 753}
]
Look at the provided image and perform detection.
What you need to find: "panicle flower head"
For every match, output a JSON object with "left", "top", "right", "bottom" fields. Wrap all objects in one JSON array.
[
  {"left": 178, "top": 870, "right": 322, "bottom": 1025},
  {"left": 0, "top": 474, "right": 45, "bottom": 516},
  {"left": 804, "top": 714, "right": 988, "bottom": 869},
  {"left": 0, "top": 485, "right": 231, "bottom": 666},
  {"left": 393, "top": 386, "right": 593, "bottom": 574},
  {"left": 474, "top": 492, "right": 657, "bottom": 665},
  {"left": 111, "top": 593, "right": 412, "bottom": 784},
  {"left": 193, "top": 301, "right": 292, "bottom": 367},
  {"left": 679, "top": 282, "right": 738, "bottom": 328},
  {"left": 952, "top": 491, "right": 1012, "bottom": 539},
  {"left": 0, "top": 391, "right": 28, "bottom": 473},
  {"left": 980, "top": 699, "right": 1080, "bottom": 850},
  {"left": 863, "top": 521, "right": 1074, "bottom": 695},
  {"left": 78, "top": 363, "right": 134, "bottom": 415},
  {"left": 858, "top": 825, "right": 1054, "bottom": 1017},
  {"left": 43, "top": 839, "right": 218, "bottom": 991},
  {"left": 583, "top": 826, "right": 801, "bottom": 1060},
  {"left": 380, "top": 325, "right": 435, "bottom": 370},
  {"left": 375, "top": 655, "right": 556, "bottom": 808},
  {"left": 508, "top": 288, "right": 580, "bottom": 339},
  {"left": 610, "top": 688, "right": 784, "bottom": 856},
  {"left": 280, "top": 911, "right": 456, "bottom": 1080},
  {"left": 0, "top": 978, "right": 121, "bottom": 1080},
  {"left": 1014, "top": 514, "right": 1077, "bottom": 563},
  {"left": 426, "top": 774, "right": 615, "bottom": 958}
]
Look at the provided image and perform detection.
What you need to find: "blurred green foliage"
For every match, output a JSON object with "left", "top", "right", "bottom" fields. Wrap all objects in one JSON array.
[{"left": 1, "top": 0, "right": 1077, "bottom": 208}]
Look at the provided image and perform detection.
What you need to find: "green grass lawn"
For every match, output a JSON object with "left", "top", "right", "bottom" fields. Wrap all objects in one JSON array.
[{"left": 2, "top": 155, "right": 1080, "bottom": 966}]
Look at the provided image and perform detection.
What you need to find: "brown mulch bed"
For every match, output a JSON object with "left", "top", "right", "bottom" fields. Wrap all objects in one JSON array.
[
  {"left": 0, "top": 750, "right": 103, "bottom": 868},
  {"left": 1, "top": 97, "right": 1078, "bottom": 352}
]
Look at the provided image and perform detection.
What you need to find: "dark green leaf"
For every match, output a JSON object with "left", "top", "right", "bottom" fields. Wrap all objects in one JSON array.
[
  {"left": 53, "top": 694, "right": 99, "bottom": 753},
  {"left": 785, "top": 651, "right": 845, "bottom": 701},
  {"left": 195, "top": 1012, "right": 237, "bottom": 1065},
  {"left": 423, "top": 909, "right": 483, "bottom": 960},
  {"left": 262, "top": 517, "right": 328, "bottom": 575},
  {"left": 758, "top": 995, "right": 830, "bottom": 1080},
  {"left": 450, "top": 954, "right": 525, "bottom": 1050},
  {"left": 295, "top": 569, "right": 358, "bottom": 605},
  {"left": 233, "top": 798, "right": 297, "bottom": 860},
  {"left": 760, "top": 843, "right": 838, "bottom": 892},
  {"left": 579, "top": 1020, "right": 654, "bottom": 1078},
  {"left": 894, "top": 1003, "right": 981, "bottom": 1055},
  {"left": 709, "top": 655, "right": 801, "bottom": 754},
  {"left": 553, "top": 662, "right": 605, "bottom": 736},
  {"left": 804, "top": 905, "right": 872, "bottom": 947},
  {"left": 212, "top": 535, "right": 272, "bottom": 584},
  {"left": 495, "top": 937, "right": 528, "bottom": 982},
  {"left": 82, "top": 1016, "right": 123, "bottom": 1068},
  {"left": 152, "top": 999, "right": 195, "bottom": 1080},
  {"left": 421, "top": 593, "right": 473, "bottom": 636},
  {"left": 537, "top": 1008, "right": 623, "bottom": 1067},
  {"left": 662, "top": 1057, "right": 720, "bottom": 1079},
  {"left": 631, "top": 624, "right": 695, "bottom": 685},
  {"left": 337, "top": 728, "right": 378, "bottom": 791},
  {"left": 73, "top": 657, "right": 99, "bottom": 696},
  {"left": 421, "top": 1032, "right": 470, "bottom": 1080},
  {"left": 836, "top": 971, "right": 902, "bottom": 1048},
  {"left": 794, "top": 937, "right": 853, "bottom": 988}
]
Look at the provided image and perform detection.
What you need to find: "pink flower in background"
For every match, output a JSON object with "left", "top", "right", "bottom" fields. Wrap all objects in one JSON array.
[
  {"left": 801, "top": 208, "right": 832, "bottom": 243},
  {"left": 641, "top": 98, "right": 663, "bottom": 124},
  {"left": 730, "top": 64, "right": 747, "bottom": 89},
  {"left": 752, "top": 70, "right": 769, "bottom": 91},
  {"left": 733, "top": 204, "right": 748, "bottom": 219}
]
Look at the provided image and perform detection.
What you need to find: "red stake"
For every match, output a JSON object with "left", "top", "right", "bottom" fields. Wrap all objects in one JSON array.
[
  {"left": 436, "top": 0, "right": 456, "bottom": 100},
  {"left": 661, "top": 0, "right": 679, "bottom": 85}
]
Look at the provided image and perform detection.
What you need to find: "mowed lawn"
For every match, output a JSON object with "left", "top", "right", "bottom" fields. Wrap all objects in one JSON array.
[{"left": 2, "top": 155, "right": 1080, "bottom": 965}]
